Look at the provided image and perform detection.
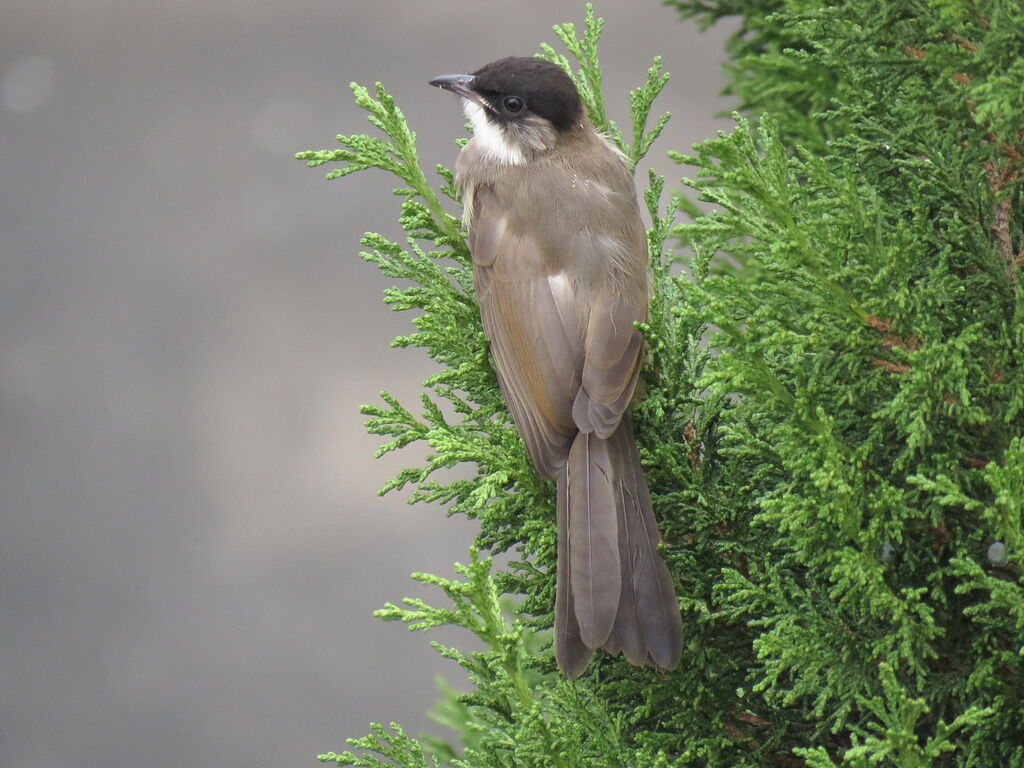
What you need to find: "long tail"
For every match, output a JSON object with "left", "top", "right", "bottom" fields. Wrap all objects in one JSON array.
[{"left": 554, "top": 418, "right": 683, "bottom": 678}]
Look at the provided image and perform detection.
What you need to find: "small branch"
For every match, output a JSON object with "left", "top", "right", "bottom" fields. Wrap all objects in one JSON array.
[
  {"left": 985, "top": 160, "right": 1021, "bottom": 288},
  {"left": 865, "top": 316, "right": 922, "bottom": 375},
  {"left": 872, "top": 358, "right": 911, "bottom": 374}
]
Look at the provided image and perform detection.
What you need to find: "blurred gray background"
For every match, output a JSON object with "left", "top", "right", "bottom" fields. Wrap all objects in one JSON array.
[{"left": 0, "top": 2, "right": 734, "bottom": 766}]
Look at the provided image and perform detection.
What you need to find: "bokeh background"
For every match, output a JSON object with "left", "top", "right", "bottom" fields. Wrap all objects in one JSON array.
[{"left": 0, "top": 2, "right": 735, "bottom": 766}]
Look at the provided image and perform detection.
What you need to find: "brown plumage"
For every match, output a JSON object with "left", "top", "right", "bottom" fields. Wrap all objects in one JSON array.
[{"left": 430, "top": 57, "right": 682, "bottom": 678}]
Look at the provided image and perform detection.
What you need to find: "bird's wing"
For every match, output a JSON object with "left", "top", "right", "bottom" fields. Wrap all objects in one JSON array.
[
  {"left": 572, "top": 274, "right": 647, "bottom": 439},
  {"left": 563, "top": 173, "right": 649, "bottom": 440},
  {"left": 469, "top": 184, "right": 584, "bottom": 477}
]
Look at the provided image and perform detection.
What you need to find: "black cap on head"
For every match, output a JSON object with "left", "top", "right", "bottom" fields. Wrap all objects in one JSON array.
[{"left": 471, "top": 57, "right": 583, "bottom": 132}]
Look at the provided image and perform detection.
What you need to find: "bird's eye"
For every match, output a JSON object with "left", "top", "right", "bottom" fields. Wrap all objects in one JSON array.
[{"left": 502, "top": 96, "right": 524, "bottom": 113}]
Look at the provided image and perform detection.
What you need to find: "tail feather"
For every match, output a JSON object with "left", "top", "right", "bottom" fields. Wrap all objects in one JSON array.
[
  {"left": 553, "top": 419, "right": 683, "bottom": 677},
  {"left": 567, "top": 433, "right": 620, "bottom": 648},
  {"left": 610, "top": 422, "right": 683, "bottom": 670},
  {"left": 554, "top": 472, "right": 594, "bottom": 679},
  {"left": 603, "top": 479, "right": 646, "bottom": 664}
]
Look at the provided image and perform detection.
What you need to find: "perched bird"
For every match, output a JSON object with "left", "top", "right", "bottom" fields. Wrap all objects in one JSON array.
[{"left": 429, "top": 57, "right": 682, "bottom": 678}]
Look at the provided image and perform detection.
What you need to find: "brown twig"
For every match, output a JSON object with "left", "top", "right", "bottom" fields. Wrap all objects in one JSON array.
[
  {"left": 985, "top": 160, "right": 1021, "bottom": 288},
  {"left": 865, "top": 316, "right": 921, "bottom": 373},
  {"left": 872, "top": 359, "right": 911, "bottom": 374}
]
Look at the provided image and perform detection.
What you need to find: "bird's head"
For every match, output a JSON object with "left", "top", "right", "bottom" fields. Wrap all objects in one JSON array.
[{"left": 429, "top": 57, "right": 584, "bottom": 165}]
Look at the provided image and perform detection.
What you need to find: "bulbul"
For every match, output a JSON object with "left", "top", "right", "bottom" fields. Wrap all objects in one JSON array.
[{"left": 429, "top": 57, "right": 683, "bottom": 678}]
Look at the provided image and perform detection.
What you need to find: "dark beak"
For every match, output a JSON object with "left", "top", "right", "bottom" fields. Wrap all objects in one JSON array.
[
  {"left": 428, "top": 73, "right": 474, "bottom": 96},
  {"left": 428, "top": 73, "right": 492, "bottom": 113}
]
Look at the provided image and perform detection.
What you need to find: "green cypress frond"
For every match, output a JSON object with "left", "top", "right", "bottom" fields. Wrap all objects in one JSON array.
[
  {"left": 539, "top": 3, "right": 670, "bottom": 169},
  {"left": 306, "top": 0, "right": 1024, "bottom": 764}
]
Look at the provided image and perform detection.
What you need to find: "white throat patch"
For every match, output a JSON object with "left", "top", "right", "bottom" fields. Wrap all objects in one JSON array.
[{"left": 463, "top": 100, "right": 526, "bottom": 166}]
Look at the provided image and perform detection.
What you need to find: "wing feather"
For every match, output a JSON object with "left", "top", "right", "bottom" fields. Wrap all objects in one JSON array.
[{"left": 470, "top": 187, "right": 581, "bottom": 476}]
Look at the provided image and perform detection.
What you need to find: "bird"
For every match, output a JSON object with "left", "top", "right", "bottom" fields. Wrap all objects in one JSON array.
[{"left": 428, "top": 56, "right": 683, "bottom": 678}]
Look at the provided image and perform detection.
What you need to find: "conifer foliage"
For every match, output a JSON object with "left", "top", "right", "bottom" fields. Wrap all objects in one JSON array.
[{"left": 298, "top": 2, "right": 1022, "bottom": 765}]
